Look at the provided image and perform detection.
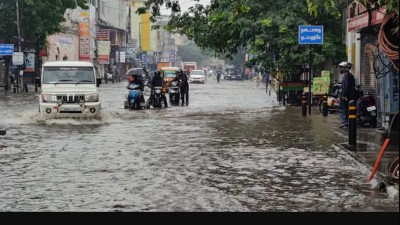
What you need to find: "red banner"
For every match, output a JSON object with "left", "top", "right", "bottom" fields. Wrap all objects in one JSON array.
[{"left": 347, "top": 12, "right": 368, "bottom": 32}]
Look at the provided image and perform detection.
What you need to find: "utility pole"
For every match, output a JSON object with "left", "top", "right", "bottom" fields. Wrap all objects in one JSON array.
[
  {"left": 16, "top": 0, "right": 22, "bottom": 93},
  {"left": 139, "top": 22, "right": 142, "bottom": 67},
  {"left": 308, "top": 46, "right": 312, "bottom": 115}
]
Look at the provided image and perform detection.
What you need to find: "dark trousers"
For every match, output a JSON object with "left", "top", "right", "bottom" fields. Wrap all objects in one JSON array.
[
  {"left": 180, "top": 85, "right": 189, "bottom": 103},
  {"left": 339, "top": 98, "right": 349, "bottom": 124}
]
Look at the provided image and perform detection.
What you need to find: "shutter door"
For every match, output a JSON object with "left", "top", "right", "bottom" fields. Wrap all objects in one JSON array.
[{"left": 360, "top": 32, "right": 378, "bottom": 96}]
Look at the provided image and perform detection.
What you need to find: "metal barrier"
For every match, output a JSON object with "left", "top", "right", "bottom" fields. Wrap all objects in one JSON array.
[
  {"left": 348, "top": 100, "right": 357, "bottom": 146},
  {"left": 322, "top": 94, "right": 328, "bottom": 117},
  {"left": 302, "top": 93, "right": 307, "bottom": 116}
]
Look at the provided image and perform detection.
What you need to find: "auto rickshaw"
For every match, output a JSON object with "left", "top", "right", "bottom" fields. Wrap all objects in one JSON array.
[{"left": 159, "top": 66, "right": 180, "bottom": 93}]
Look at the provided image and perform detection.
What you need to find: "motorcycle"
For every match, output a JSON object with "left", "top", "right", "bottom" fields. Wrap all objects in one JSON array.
[
  {"left": 357, "top": 92, "right": 377, "bottom": 128},
  {"left": 319, "top": 95, "right": 340, "bottom": 113},
  {"left": 150, "top": 86, "right": 167, "bottom": 108},
  {"left": 319, "top": 81, "right": 341, "bottom": 113},
  {"left": 124, "top": 83, "right": 145, "bottom": 110},
  {"left": 355, "top": 84, "right": 364, "bottom": 101},
  {"left": 168, "top": 81, "right": 180, "bottom": 105}
]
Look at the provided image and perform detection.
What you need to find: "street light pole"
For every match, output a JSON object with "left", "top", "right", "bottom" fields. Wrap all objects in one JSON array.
[
  {"left": 16, "top": 1, "right": 21, "bottom": 53},
  {"left": 16, "top": 0, "right": 22, "bottom": 93}
]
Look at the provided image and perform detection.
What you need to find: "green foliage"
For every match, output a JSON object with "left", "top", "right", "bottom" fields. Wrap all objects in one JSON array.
[
  {"left": 139, "top": 0, "right": 347, "bottom": 75},
  {"left": 177, "top": 41, "right": 211, "bottom": 66},
  {"left": 307, "top": 0, "right": 399, "bottom": 17},
  {"left": 0, "top": 0, "right": 88, "bottom": 44}
]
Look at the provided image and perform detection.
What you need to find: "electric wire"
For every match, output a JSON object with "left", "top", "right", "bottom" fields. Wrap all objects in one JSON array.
[{"left": 378, "top": 13, "right": 399, "bottom": 71}]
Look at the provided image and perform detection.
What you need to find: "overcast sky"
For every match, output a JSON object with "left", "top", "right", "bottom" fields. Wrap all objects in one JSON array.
[{"left": 160, "top": 0, "right": 211, "bottom": 15}]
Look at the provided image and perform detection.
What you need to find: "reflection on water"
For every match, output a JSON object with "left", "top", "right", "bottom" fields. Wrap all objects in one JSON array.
[{"left": 0, "top": 81, "right": 398, "bottom": 211}]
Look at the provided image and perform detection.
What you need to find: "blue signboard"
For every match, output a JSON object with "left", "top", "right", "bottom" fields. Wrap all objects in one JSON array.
[
  {"left": 0, "top": 44, "right": 14, "bottom": 56},
  {"left": 298, "top": 25, "right": 323, "bottom": 45}
]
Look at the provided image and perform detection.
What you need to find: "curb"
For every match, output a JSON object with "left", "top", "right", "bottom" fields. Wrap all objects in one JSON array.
[{"left": 333, "top": 144, "right": 399, "bottom": 200}]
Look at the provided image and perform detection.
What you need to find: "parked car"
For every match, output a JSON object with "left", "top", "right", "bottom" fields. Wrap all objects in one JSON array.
[
  {"left": 189, "top": 69, "right": 206, "bottom": 83},
  {"left": 225, "top": 70, "right": 242, "bottom": 80}
]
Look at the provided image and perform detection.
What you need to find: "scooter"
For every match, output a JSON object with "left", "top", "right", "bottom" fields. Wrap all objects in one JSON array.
[
  {"left": 319, "top": 96, "right": 340, "bottom": 113},
  {"left": 319, "top": 81, "right": 341, "bottom": 113},
  {"left": 168, "top": 81, "right": 180, "bottom": 105},
  {"left": 357, "top": 92, "right": 377, "bottom": 128},
  {"left": 124, "top": 83, "right": 145, "bottom": 110}
]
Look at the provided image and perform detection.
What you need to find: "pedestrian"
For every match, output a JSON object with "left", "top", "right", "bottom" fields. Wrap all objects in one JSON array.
[
  {"left": 176, "top": 69, "right": 189, "bottom": 105},
  {"left": 216, "top": 69, "right": 221, "bottom": 83},
  {"left": 338, "top": 61, "right": 355, "bottom": 128},
  {"left": 255, "top": 72, "right": 260, "bottom": 86},
  {"left": 263, "top": 69, "right": 270, "bottom": 90}
]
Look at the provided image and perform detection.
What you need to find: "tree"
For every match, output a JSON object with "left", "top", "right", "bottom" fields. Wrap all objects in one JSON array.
[
  {"left": 177, "top": 41, "right": 211, "bottom": 66},
  {"left": 0, "top": 0, "right": 88, "bottom": 90},
  {"left": 222, "top": 48, "right": 245, "bottom": 69},
  {"left": 307, "top": 0, "right": 398, "bottom": 18},
  {"left": 0, "top": 0, "right": 88, "bottom": 45},
  {"left": 307, "top": 0, "right": 398, "bottom": 70},
  {"left": 138, "top": 0, "right": 346, "bottom": 77}
]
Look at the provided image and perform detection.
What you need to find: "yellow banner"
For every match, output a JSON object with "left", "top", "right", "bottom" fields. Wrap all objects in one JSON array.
[{"left": 141, "top": 13, "right": 150, "bottom": 51}]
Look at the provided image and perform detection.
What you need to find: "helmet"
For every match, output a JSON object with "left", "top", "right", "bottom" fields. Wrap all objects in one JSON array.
[
  {"left": 338, "top": 61, "right": 352, "bottom": 69},
  {"left": 177, "top": 69, "right": 183, "bottom": 75},
  {"left": 338, "top": 61, "right": 352, "bottom": 73},
  {"left": 154, "top": 70, "right": 161, "bottom": 78}
]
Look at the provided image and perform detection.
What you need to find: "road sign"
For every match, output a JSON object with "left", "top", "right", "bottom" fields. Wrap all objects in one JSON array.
[
  {"left": 298, "top": 25, "right": 323, "bottom": 45},
  {"left": 12, "top": 52, "right": 24, "bottom": 65},
  {"left": 0, "top": 44, "right": 14, "bottom": 56}
]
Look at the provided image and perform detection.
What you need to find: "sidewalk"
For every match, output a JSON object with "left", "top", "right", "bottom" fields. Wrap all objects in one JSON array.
[
  {"left": 0, "top": 84, "right": 39, "bottom": 97},
  {"left": 308, "top": 106, "right": 399, "bottom": 199}
]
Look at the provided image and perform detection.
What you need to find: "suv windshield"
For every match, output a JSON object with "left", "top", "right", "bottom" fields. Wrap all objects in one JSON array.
[{"left": 43, "top": 67, "right": 95, "bottom": 84}]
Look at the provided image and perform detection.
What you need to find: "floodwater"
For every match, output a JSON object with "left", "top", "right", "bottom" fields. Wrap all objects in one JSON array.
[{"left": 0, "top": 78, "right": 398, "bottom": 211}]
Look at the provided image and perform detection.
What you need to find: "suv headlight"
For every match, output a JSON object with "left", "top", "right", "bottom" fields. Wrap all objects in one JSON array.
[
  {"left": 85, "top": 93, "right": 99, "bottom": 102},
  {"left": 41, "top": 94, "right": 57, "bottom": 102}
]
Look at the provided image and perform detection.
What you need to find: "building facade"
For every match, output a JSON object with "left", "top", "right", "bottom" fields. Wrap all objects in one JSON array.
[{"left": 345, "top": 2, "right": 399, "bottom": 130}]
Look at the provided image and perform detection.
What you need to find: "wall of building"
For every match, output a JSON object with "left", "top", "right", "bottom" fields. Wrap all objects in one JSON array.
[
  {"left": 45, "top": 34, "right": 80, "bottom": 61},
  {"left": 99, "top": 0, "right": 128, "bottom": 30}
]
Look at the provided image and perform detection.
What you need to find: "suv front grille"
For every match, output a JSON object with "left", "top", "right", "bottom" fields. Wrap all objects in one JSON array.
[{"left": 56, "top": 95, "right": 85, "bottom": 103}]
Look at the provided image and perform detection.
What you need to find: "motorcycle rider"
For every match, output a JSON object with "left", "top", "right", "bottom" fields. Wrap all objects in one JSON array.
[
  {"left": 172, "top": 69, "right": 189, "bottom": 105},
  {"left": 127, "top": 74, "right": 145, "bottom": 104},
  {"left": 338, "top": 61, "right": 355, "bottom": 128},
  {"left": 146, "top": 70, "right": 168, "bottom": 107}
]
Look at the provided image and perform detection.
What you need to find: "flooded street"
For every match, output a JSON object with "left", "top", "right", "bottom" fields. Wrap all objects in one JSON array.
[{"left": 0, "top": 78, "right": 398, "bottom": 211}]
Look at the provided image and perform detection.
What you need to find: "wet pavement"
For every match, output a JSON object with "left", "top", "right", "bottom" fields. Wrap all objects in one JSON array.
[{"left": 0, "top": 78, "right": 398, "bottom": 211}]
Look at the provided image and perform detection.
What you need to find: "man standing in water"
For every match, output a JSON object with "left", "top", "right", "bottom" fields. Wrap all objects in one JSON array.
[{"left": 338, "top": 61, "right": 355, "bottom": 128}]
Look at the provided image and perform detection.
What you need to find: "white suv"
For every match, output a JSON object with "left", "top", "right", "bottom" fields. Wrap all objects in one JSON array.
[
  {"left": 39, "top": 61, "right": 101, "bottom": 118},
  {"left": 189, "top": 70, "right": 206, "bottom": 83}
]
